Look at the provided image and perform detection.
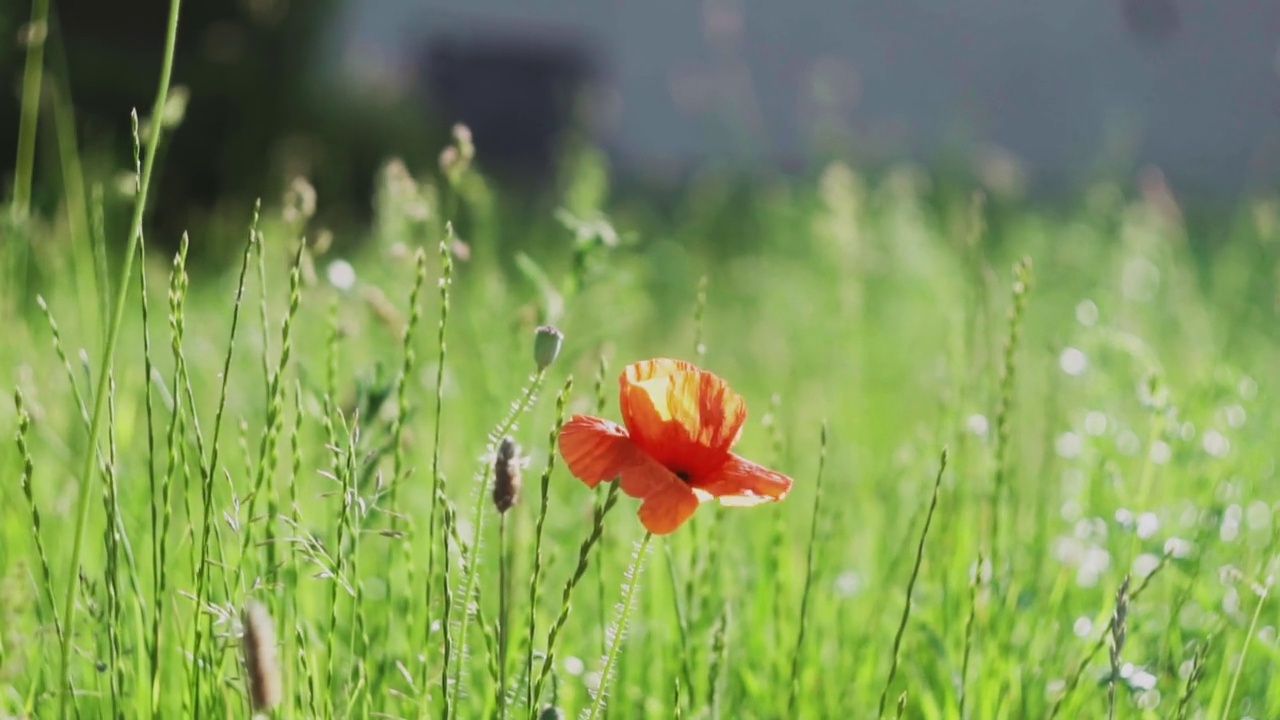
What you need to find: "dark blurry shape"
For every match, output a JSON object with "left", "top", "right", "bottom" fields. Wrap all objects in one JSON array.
[
  {"left": 1, "top": 0, "right": 340, "bottom": 255},
  {"left": 422, "top": 34, "right": 597, "bottom": 186},
  {"left": 1120, "top": 0, "right": 1180, "bottom": 44}
]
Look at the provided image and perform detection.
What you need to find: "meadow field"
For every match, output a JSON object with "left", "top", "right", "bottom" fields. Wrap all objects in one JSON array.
[{"left": 3, "top": 11, "right": 1280, "bottom": 720}]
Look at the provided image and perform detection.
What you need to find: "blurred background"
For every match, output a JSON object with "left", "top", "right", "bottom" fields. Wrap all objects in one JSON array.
[{"left": 3, "top": 0, "right": 1280, "bottom": 253}]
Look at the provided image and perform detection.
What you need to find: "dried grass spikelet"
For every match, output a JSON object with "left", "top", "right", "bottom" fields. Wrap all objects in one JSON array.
[
  {"left": 241, "top": 599, "right": 282, "bottom": 714},
  {"left": 361, "top": 284, "right": 406, "bottom": 337},
  {"left": 492, "top": 436, "right": 522, "bottom": 513}
]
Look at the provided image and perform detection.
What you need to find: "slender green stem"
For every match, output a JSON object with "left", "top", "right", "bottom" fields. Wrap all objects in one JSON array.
[
  {"left": 10, "top": 0, "right": 49, "bottom": 220},
  {"left": 531, "top": 480, "right": 620, "bottom": 712},
  {"left": 449, "top": 370, "right": 546, "bottom": 716},
  {"left": 57, "top": 1, "right": 183, "bottom": 713},
  {"left": 423, "top": 232, "right": 453, "bottom": 693},
  {"left": 496, "top": 514, "right": 510, "bottom": 719},
  {"left": 988, "top": 258, "right": 1032, "bottom": 571},
  {"left": 1222, "top": 583, "right": 1269, "bottom": 718},
  {"left": 787, "top": 421, "right": 828, "bottom": 714},
  {"left": 586, "top": 531, "right": 654, "bottom": 720},
  {"left": 877, "top": 449, "right": 947, "bottom": 719},
  {"left": 526, "top": 380, "right": 575, "bottom": 716}
]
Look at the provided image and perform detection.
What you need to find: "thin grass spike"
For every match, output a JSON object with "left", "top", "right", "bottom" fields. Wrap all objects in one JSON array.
[{"left": 877, "top": 449, "right": 947, "bottom": 719}]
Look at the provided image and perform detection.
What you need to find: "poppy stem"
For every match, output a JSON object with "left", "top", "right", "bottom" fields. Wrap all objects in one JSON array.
[{"left": 587, "top": 531, "right": 654, "bottom": 720}]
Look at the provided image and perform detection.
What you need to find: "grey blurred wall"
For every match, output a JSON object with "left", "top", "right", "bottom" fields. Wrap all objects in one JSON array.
[{"left": 328, "top": 0, "right": 1280, "bottom": 198}]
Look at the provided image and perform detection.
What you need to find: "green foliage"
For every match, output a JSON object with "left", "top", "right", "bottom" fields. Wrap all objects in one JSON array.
[{"left": 3, "top": 122, "right": 1280, "bottom": 720}]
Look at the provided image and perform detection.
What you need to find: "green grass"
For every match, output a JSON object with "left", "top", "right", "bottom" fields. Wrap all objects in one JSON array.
[{"left": 5, "top": 22, "right": 1280, "bottom": 720}]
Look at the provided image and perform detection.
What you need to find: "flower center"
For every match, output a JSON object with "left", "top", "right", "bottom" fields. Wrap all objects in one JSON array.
[{"left": 675, "top": 469, "right": 691, "bottom": 483}]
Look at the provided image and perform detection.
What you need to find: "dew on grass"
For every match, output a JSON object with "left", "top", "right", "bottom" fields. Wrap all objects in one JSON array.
[
  {"left": 1077, "top": 547, "right": 1111, "bottom": 587},
  {"left": 1114, "top": 508, "right": 1134, "bottom": 528},
  {"left": 1224, "top": 586, "right": 1241, "bottom": 614},
  {"left": 1121, "top": 664, "right": 1157, "bottom": 692},
  {"left": 1116, "top": 429, "right": 1141, "bottom": 456},
  {"left": 1178, "top": 422, "right": 1195, "bottom": 441},
  {"left": 1135, "top": 688, "right": 1161, "bottom": 710},
  {"left": 834, "top": 570, "right": 862, "bottom": 598},
  {"left": 965, "top": 413, "right": 989, "bottom": 437},
  {"left": 1072, "top": 616, "right": 1092, "bottom": 637},
  {"left": 327, "top": 259, "right": 357, "bottom": 291},
  {"left": 1133, "top": 553, "right": 1161, "bottom": 578},
  {"left": 1059, "top": 347, "right": 1088, "bottom": 376},
  {"left": 1258, "top": 626, "right": 1277, "bottom": 645},
  {"left": 1055, "top": 431, "right": 1083, "bottom": 459},
  {"left": 1202, "top": 430, "right": 1230, "bottom": 458},
  {"left": 1136, "top": 512, "right": 1159, "bottom": 539},
  {"left": 1163, "top": 537, "right": 1195, "bottom": 558},
  {"left": 1222, "top": 505, "right": 1243, "bottom": 542},
  {"left": 1149, "top": 440, "right": 1171, "bottom": 465},
  {"left": 1075, "top": 299, "right": 1099, "bottom": 326}
]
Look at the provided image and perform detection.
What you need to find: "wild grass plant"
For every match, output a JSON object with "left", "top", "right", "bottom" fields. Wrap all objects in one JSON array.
[{"left": 4, "top": 8, "right": 1280, "bottom": 719}]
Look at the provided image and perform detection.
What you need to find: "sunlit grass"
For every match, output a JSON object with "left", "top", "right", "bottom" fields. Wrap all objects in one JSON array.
[{"left": 3, "top": 35, "right": 1280, "bottom": 720}]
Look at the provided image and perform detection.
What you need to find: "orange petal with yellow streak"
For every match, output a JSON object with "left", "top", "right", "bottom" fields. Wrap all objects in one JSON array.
[
  {"left": 698, "top": 453, "right": 793, "bottom": 506},
  {"left": 618, "top": 359, "right": 746, "bottom": 476}
]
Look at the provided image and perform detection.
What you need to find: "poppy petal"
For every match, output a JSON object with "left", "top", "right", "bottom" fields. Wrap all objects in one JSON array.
[
  {"left": 635, "top": 477, "right": 700, "bottom": 534},
  {"left": 699, "top": 453, "right": 793, "bottom": 506},
  {"left": 619, "top": 359, "right": 747, "bottom": 476},
  {"left": 558, "top": 415, "right": 641, "bottom": 488}
]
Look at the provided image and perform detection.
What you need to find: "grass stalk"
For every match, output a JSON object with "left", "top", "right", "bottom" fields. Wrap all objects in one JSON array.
[
  {"left": 1048, "top": 552, "right": 1171, "bottom": 718},
  {"left": 957, "top": 552, "right": 985, "bottom": 719},
  {"left": 524, "top": 379, "right": 575, "bottom": 715},
  {"left": 1222, "top": 582, "right": 1269, "bottom": 718},
  {"left": 787, "top": 421, "right": 829, "bottom": 714},
  {"left": 586, "top": 531, "right": 655, "bottom": 720},
  {"left": 449, "top": 369, "right": 549, "bottom": 716},
  {"left": 1107, "top": 576, "right": 1130, "bottom": 720},
  {"left": 10, "top": 0, "right": 49, "bottom": 220},
  {"left": 56, "top": 1, "right": 183, "bottom": 712},
  {"left": 988, "top": 258, "right": 1032, "bottom": 571},
  {"left": 877, "top": 449, "right": 947, "bottom": 718},
  {"left": 423, "top": 231, "right": 454, "bottom": 667},
  {"left": 532, "top": 480, "right": 620, "bottom": 712}
]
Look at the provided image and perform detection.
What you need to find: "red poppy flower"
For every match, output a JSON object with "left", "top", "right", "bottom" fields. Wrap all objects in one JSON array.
[{"left": 558, "top": 358, "right": 793, "bottom": 534}]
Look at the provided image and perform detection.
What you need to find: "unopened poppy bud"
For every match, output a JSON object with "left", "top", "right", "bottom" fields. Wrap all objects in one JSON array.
[
  {"left": 492, "top": 436, "right": 522, "bottom": 513},
  {"left": 533, "top": 325, "right": 563, "bottom": 371}
]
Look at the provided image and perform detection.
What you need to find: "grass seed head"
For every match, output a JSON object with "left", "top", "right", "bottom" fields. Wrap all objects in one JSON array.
[
  {"left": 493, "top": 436, "right": 523, "bottom": 513},
  {"left": 241, "top": 600, "right": 282, "bottom": 713}
]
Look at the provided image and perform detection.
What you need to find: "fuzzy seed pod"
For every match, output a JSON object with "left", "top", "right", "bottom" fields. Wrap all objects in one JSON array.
[
  {"left": 242, "top": 600, "right": 282, "bottom": 713},
  {"left": 492, "top": 436, "right": 522, "bottom": 513}
]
